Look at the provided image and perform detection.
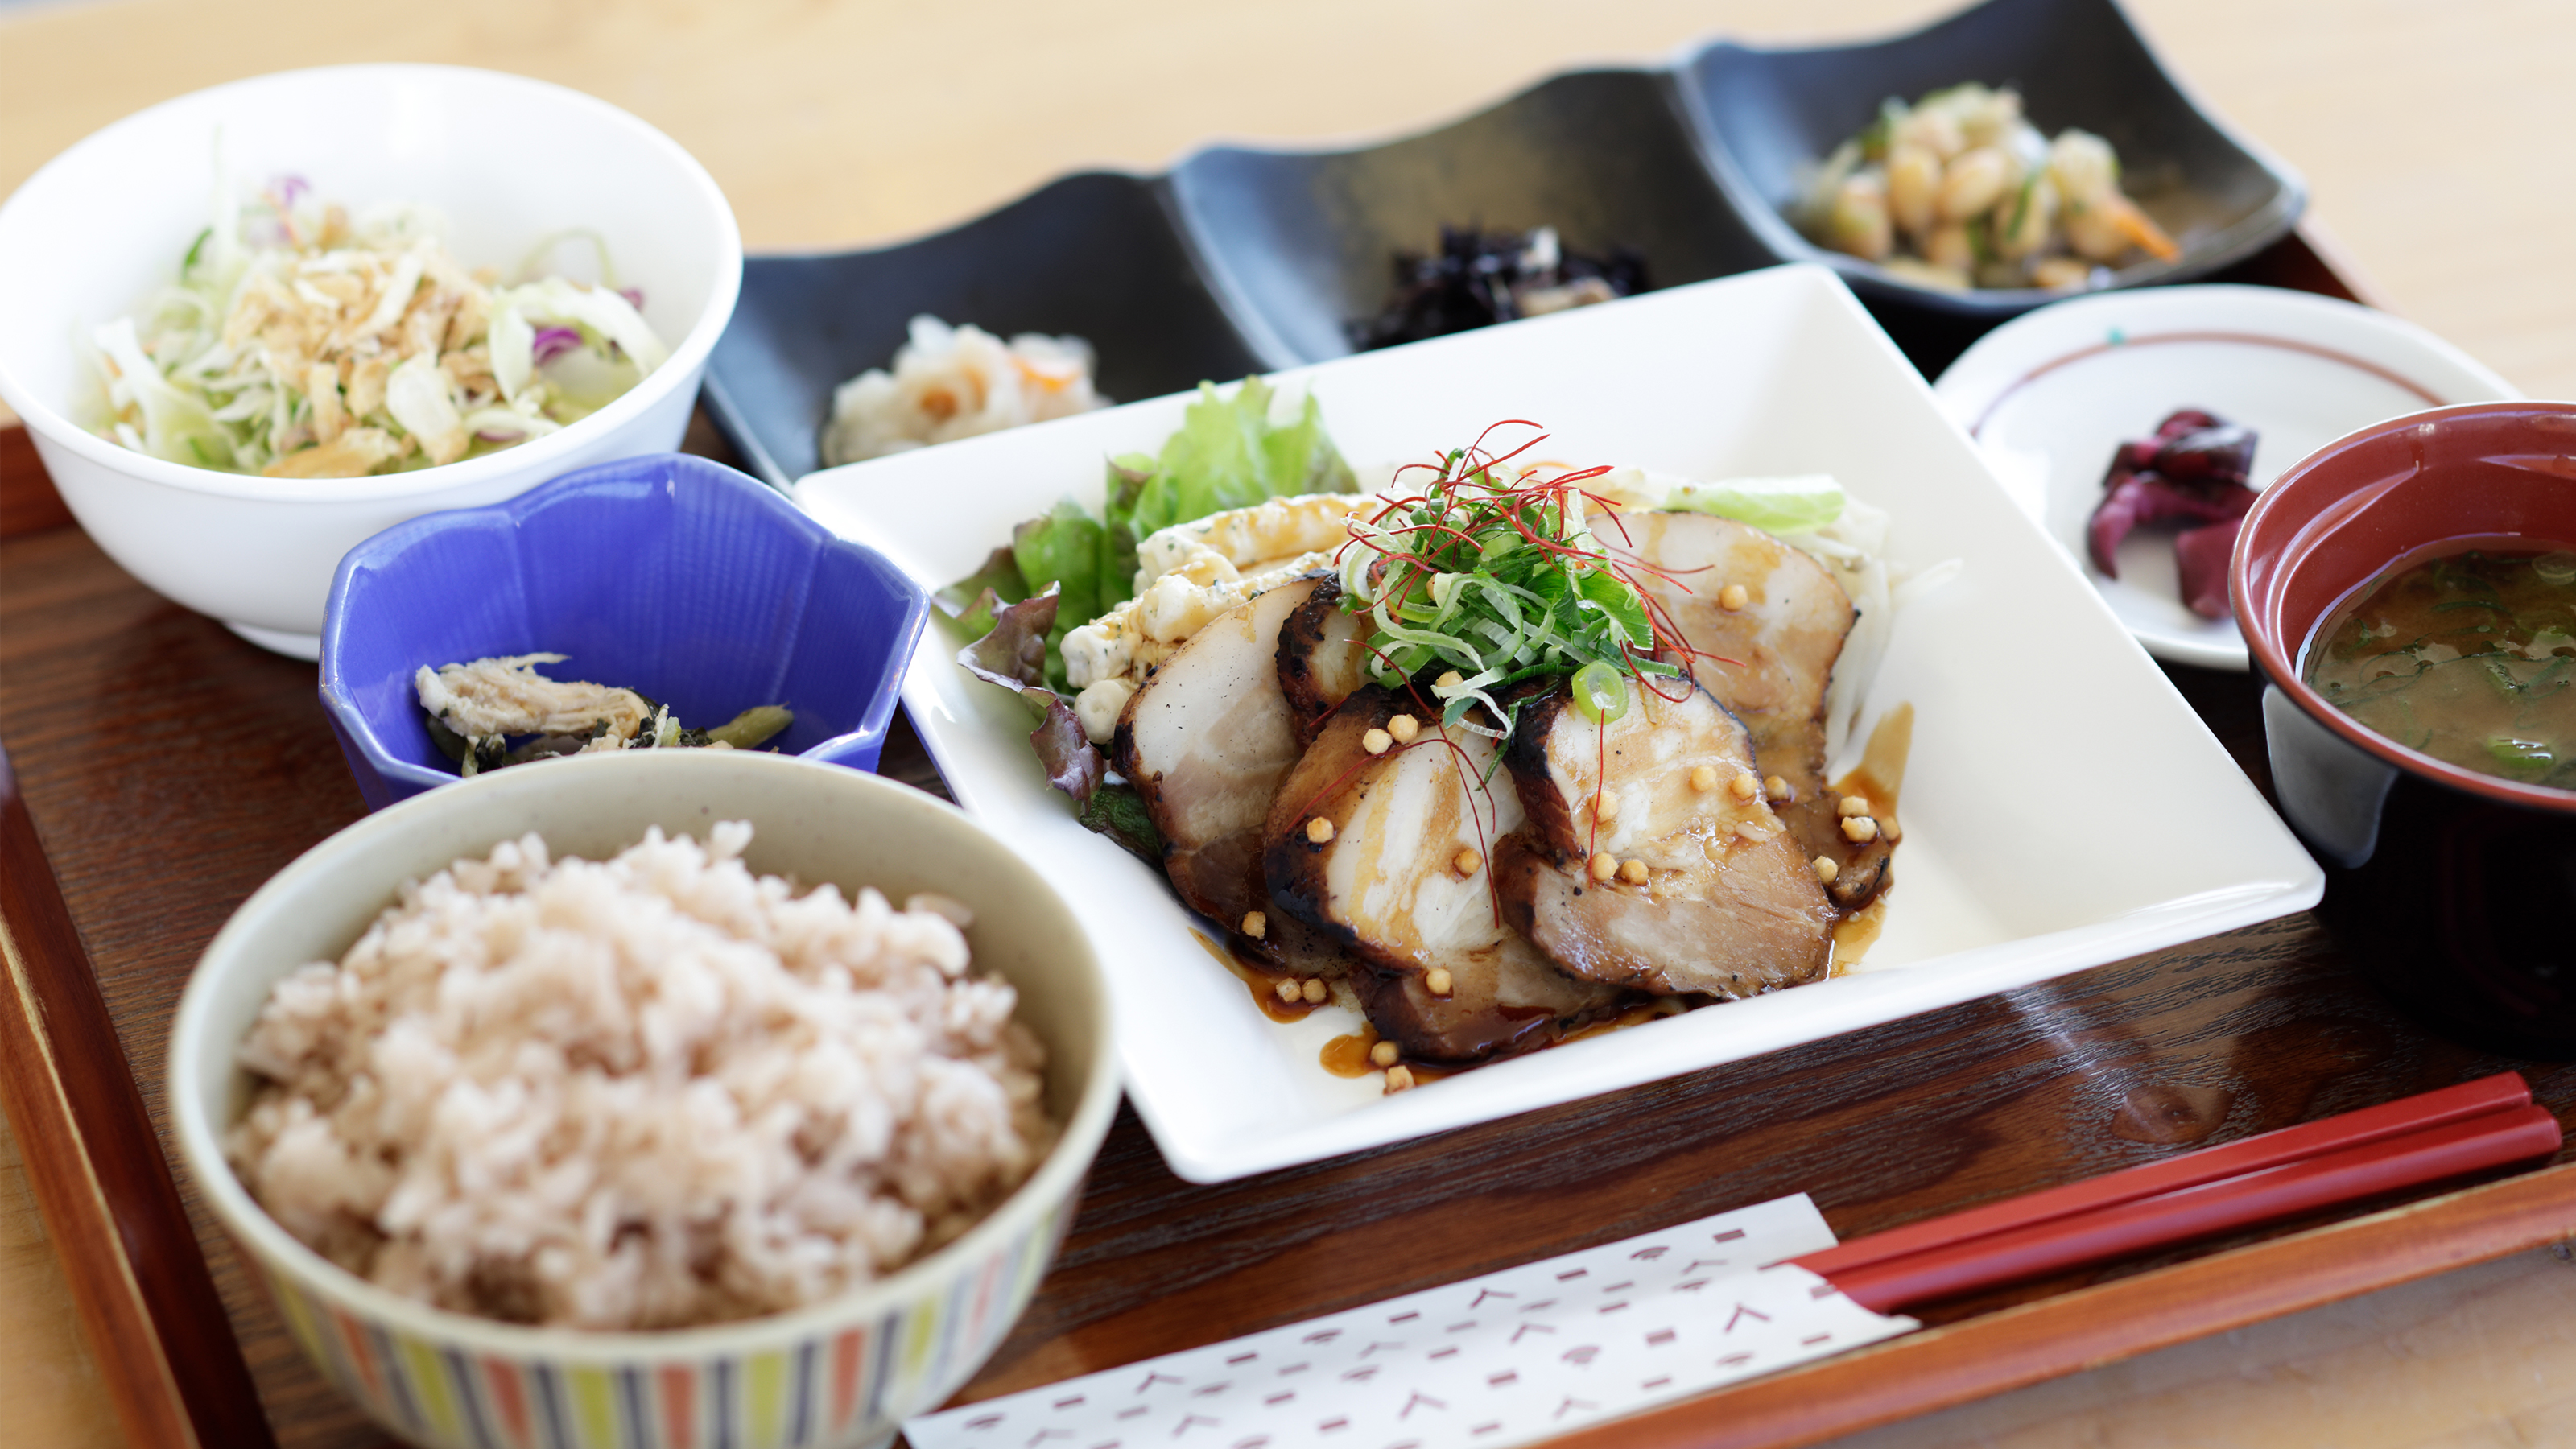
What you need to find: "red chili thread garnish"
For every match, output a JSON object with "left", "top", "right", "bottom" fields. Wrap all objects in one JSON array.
[{"left": 1333, "top": 421, "right": 1749, "bottom": 749}]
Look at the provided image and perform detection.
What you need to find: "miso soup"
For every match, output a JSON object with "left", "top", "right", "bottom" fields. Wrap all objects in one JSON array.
[{"left": 2306, "top": 545, "right": 2576, "bottom": 789}]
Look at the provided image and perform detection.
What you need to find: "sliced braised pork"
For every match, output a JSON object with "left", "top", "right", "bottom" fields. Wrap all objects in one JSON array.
[
  {"left": 1612, "top": 510, "right": 1892, "bottom": 910},
  {"left": 1496, "top": 676, "right": 1832, "bottom": 997},
  {"left": 1265, "top": 686, "right": 1624, "bottom": 1061},
  {"left": 1115, "top": 576, "right": 1331, "bottom": 950},
  {"left": 1275, "top": 576, "right": 1372, "bottom": 747}
]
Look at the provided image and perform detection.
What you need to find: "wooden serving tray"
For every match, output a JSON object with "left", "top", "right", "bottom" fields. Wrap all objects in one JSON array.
[{"left": 3, "top": 233, "right": 2571, "bottom": 1449}]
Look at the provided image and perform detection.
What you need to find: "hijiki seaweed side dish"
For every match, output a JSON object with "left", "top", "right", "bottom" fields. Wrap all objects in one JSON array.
[
  {"left": 1355, "top": 226, "right": 1649, "bottom": 350},
  {"left": 955, "top": 387, "right": 1953, "bottom": 1092},
  {"left": 415, "top": 655, "right": 791, "bottom": 775},
  {"left": 90, "top": 175, "right": 667, "bottom": 477}
]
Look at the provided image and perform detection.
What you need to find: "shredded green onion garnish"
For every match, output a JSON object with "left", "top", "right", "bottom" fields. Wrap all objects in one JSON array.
[{"left": 1334, "top": 423, "right": 1690, "bottom": 737}]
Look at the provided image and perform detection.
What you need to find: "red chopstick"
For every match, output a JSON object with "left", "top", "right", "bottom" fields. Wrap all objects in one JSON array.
[
  {"left": 1796, "top": 1071, "right": 2535, "bottom": 1283},
  {"left": 1814, "top": 1103, "right": 2559, "bottom": 1312}
]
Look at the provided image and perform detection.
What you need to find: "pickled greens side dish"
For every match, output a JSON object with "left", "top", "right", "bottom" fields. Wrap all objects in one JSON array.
[
  {"left": 2306, "top": 547, "right": 2576, "bottom": 789},
  {"left": 415, "top": 654, "right": 789, "bottom": 776},
  {"left": 89, "top": 175, "right": 667, "bottom": 478}
]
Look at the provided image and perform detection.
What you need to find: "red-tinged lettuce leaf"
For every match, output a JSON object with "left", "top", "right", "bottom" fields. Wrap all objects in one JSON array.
[
  {"left": 2087, "top": 473, "right": 2256, "bottom": 576},
  {"left": 2174, "top": 516, "right": 2243, "bottom": 620},
  {"left": 1009, "top": 499, "right": 1137, "bottom": 693},
  {"left": 935, "top": 545, "right": 1026, "bottom": 624},
  {"left": 1028, "top": 686, "right": 1104, "bottom": 799},
  {"left": 956, "top": 586, "right": 1158, "bottom": 864},
  {"left": 958, "top": 585, "right": 1059, "bottom": 690}
]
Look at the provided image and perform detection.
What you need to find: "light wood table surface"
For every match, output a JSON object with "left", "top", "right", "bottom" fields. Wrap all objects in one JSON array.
[{"left": 3, "top": 1, "right": 2574, "bottom": 1445}]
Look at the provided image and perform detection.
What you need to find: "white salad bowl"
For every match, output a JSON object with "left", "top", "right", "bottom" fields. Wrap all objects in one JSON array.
[
  {"left": 796, "top": 262, "right": 2326, "bottom": 1183},
  {"left": 168, "top": 749, "right": 1119, "bottom": 1449},
  {"left": 0, "top": 64, "right": 742, "bottom": 657}
]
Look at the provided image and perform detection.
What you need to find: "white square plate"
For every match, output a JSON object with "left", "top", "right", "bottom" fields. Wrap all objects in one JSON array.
[{"left": 796, "top": 264, "right": 2323, "bottom": 1183}]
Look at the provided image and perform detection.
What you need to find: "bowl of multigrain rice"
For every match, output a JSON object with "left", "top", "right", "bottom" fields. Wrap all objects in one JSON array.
[{"left": 168, "top": 749, "right": 1117, "bottom": 1449}]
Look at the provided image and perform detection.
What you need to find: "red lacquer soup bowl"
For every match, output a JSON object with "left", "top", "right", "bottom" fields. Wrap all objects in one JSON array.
[{"left": 2235, "top": 400, "right": 2576, "bottom": 1056}]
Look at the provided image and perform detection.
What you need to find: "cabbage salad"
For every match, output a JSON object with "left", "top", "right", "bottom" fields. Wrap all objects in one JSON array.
[{"left": 89, "top": 176, "right": 669, "bottom": 478}]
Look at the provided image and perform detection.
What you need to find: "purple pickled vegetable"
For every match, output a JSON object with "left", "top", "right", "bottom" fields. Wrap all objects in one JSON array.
[
  {"left": 2089, "top": 473, "right": 2255, "bottom": 575},
  {"left": 2174, "top": 517, "right": 2243, "bottom": 620},
  {"left": 2087, "top": 407, "right": 2261, "bottom": 583},
  {"left": 2106, "top": 439, "right": 2163, "bottom": 479},
  {"left": 2153, "top": 409, "right": 2222, "bottom": 440},
  {"left": 618, "top": 287, "right": 646, "bottom": 311},
  {"left": 530, "top": 326, "right": 584, "bottom": 365},
  {"left": 2153, "top": 424, "right": 2257, "bottom": 492}
]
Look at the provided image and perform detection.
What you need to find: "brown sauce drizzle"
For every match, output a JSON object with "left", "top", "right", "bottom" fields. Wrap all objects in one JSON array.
[
  {"left": 1205, "top": 704, "right": 1918, "bottom": 1071},
  {"left": 1191, "top": 931, "right": 1319, "bottom": 1022},
  {"left": 1320, "top": 1024, "right": 1381, "bottom": 1077},
  {"left": 1561, "top": 997, "right": 1688, "bottom": 1046},
  {"left": 1830, "top": 699, "right": 1913, "bottom": 963},
  {"left": 1821, "top": 702, "right": 1912, "bottom": 973},
  {"left": 1830, "top": 701, "right": 1913, "bottom": 828},
  {"left": 1829, "top": 897, "right": 1889, "bottom": 975}
]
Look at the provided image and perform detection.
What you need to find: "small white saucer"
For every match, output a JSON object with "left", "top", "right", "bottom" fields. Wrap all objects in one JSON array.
[{"left": 1933, "top": 284, "right": 2518, "bottom": 670}]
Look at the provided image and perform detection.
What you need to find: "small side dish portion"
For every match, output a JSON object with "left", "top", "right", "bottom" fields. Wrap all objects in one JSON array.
[
  {"left": 225, "top": 824, "right": 1056, "bottom": 1330},
  {"left": 2085, "top": 409, "right": 2258, "bottom": 621},
  {"left": 2306, "top": 547, "right": 2576, "bottom": 790},
  {"left": 415, "top": 654, "right": 791, "bottom": 775},
  {"left": 92, "top": 176, "right": 667, "bottom": 478},
  {"left": 1801, "top": 84, "right": 2178, "bottom": 292},
  {"left": 1355, "top": 226, "right": 1649, "bottom": 350},
  {"left": 821, "top": 315, "right": 1106, "bottom": 466}
]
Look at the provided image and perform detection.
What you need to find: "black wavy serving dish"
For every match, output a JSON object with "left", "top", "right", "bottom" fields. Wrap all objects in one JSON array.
[
  {"left": 1686, "top": 0, "right": 2306, "bottom": 318},
  {"left": 704, "top": 0, "right": 2306, "bottom": 489}
]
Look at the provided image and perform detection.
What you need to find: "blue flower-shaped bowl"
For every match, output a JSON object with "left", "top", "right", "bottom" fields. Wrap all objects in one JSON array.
[{"left": 320, "top": 452, "right": 927, "bottom": 811}]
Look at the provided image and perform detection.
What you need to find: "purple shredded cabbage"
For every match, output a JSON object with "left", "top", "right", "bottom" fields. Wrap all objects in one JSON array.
[
  {"left": 530, "top": 326, "right": 584, "bottom": 365},
  {"left": 617, "top": 287, "right": 646, "bottom": 311}
]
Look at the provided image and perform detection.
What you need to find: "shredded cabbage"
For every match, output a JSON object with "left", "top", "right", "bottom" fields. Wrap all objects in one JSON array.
[{"left": 87, "top": 174, "right": 666, "bottom": 478}]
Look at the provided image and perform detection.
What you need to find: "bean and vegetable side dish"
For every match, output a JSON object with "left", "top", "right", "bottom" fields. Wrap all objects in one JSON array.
[{"left": 1801, "top": 83, "right": 2177, "bottom": 293}]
